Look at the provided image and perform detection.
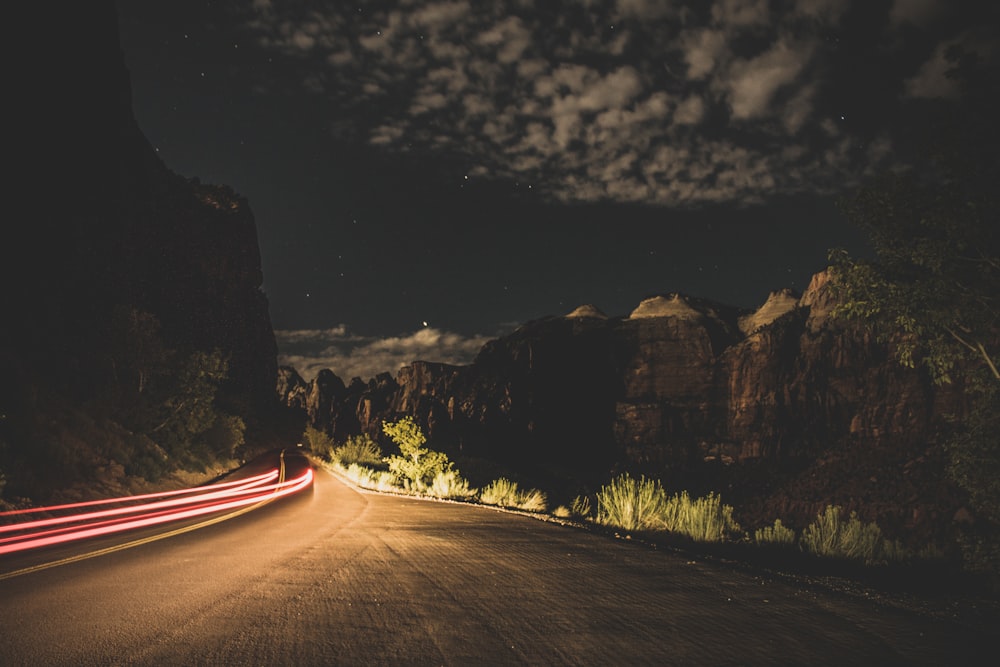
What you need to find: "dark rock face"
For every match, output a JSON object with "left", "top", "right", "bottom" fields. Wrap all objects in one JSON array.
[
  {"left": 281, "top": 271, "right": 966, "bottom": 537},
  {"left": 2, "top": 2, "right": 279, "bottom": 473}
]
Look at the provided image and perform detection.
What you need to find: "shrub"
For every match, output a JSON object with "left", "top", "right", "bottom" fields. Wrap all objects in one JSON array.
[
  {"left": 382, "top": 417, "right": 453, "bottom": 492},
  {"left": 754, "top": 519, "right": 797, "bottom": 547},
  {"left": 427, "top": 470, "right": 475, "bottom": 499},
  {"left": 342, "top": 463, "right": 397, "bottom": 492},
  {"left": 552, "top": 505, "right": 572, "bottom": 518},
  {"left": 595, "top": 474, "right": 668, "bottom": 532},
  {"left": 661, "top": 491, "right": 741, "bottom": 542},
  {"left": 595, "top": 474, "right": 740, "bottom": 542},
  {"left": 302, "top": 425, "right": 336, "bottom": 461},
  {"left": 570, "top": 495, "right": 592, "bottom": 519},
  {"left": 478, "top": 478, "right": 547, "bottom": 512},
  {"left": 801, "top": 505, "right": 887, "bottom": 565},
  {"left": 333, "top": 434, "right": 383, "bottom": 467}
]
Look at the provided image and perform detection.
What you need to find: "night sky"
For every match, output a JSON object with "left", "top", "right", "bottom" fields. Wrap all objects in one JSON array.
[{"left": 115, "top": 0, "right": 995, "bottom": 381}]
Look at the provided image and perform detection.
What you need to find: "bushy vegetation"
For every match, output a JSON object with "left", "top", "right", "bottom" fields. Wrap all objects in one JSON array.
[
  {"left": 801, "top": 505, "right": 906, "bottom": 565},
  {"left": 427, "top": 470, "right": 475, "bottom": 499},
  {"left": 382, "top": 417, "right": 455, "bottom": 492},
  {"left": 594, "top": 474, "right": 740, "bottom": 542},
  {"left": 340, "top": 463, "right": 396, "bottom": 492},
  {"left": 315, "top": 421, "right": 954, "bottom": 578},
  {"left": 478, "top": 477, "right": 547, "bottom": 512},
  {"left": 595, "top": 474, "right": 669, "bottom": 532},
  {"left": 302, "top": 425, "right": 336, "bottom": 461},
  {"left": 753, "top": 519, "right": 797, "bottom": 547},
  {"left": 333, "top": 434, "right": 383, "bottom": 468}
]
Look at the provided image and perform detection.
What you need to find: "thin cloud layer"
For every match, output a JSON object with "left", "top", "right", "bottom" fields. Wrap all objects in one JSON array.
[
  {"left": 276, "top": 326, "right": 495, "bottom": 382},
  {"left": 241, "top": 0, "right": 993, "bottom": 206}
]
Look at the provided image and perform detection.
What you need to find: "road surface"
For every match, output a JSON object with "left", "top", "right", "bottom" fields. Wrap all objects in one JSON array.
[{"left": 0, "top": 455, "right": 990, "bottom": 665}]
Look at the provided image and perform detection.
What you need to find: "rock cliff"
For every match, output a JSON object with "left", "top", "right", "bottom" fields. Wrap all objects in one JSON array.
[
  {"left": 1, "top": 1, "right": 279, "bottom": 498},
  {"left": 280, "top": 270, "right": 967, "bottom": 539}
]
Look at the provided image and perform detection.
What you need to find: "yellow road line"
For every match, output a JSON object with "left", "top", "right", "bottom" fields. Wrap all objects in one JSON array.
[{"left": 0, "top": 451, "right": 290, "bottom": 581}]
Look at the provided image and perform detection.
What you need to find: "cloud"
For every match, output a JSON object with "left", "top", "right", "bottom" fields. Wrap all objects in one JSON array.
[
  {"left": 275, "top": 326, "right": 495, "bottom": 382},
  {"left": 889, "top": 0, "right": 946, "bottom": 28},
  {"left": 238, "top": 0, "right": 981, "bottom": 208},
  {"left": 723, "top": 39, "right": 814, "bottom": 120}
]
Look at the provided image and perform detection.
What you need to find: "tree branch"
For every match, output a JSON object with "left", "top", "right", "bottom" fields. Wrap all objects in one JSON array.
[{"left": 976, "top": 341, "right": 1000, "bottom": 381}]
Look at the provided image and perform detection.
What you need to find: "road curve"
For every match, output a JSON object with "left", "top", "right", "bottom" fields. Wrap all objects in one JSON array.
[{"left": 0, "top": 460, "right": 990, "bottom": 666}]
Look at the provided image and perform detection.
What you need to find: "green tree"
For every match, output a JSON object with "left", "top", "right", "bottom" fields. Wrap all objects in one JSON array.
[
  {"left": 382, "top": 416, "right": 452, "bottom": 492},
  {"left": 829, "top": 49, "right": 999, "bottom": 579}
]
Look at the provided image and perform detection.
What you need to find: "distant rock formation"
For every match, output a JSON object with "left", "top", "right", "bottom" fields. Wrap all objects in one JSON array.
[{"left": 279, "top": 269, "right": 967, "bottom": 538}]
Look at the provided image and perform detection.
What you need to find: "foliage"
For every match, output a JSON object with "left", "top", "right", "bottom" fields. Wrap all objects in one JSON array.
[
  {"left": 801, "top": 506, "right": 902, "bottom": 565},
  {"left": 595, "top": 474, "right": 669, "bottom": 532},
  {"left": 661, "top": 491, "right": 741, "bottom": 542},
  {"left": 333, "top": 434, "right": 384, "bottom": 468},
  {"left": 341, "top": 462, "right": 397, "bottom": 492},
  {"left": 382, "top": 417, "right": 453, "bottom": 492},
  {"left": 570, "top": 494, "right": 592, "bottom": 519},
  {"left": 302, "top": 425, "right": 336, "bottom": 460},
  {"left": 753, "top": 519, "right": 797, "bottom": 547},
  {"left": 828, "top": 51, "right": 1000, "bottom": 578},
  {"left": 426, "top": 470, "right": 475, "bottom": 499},
  {"left": 478, "top": 477, "right": 547, "bottom": 512},
  {"left": 595, "top": 474, "right": 740, "bottom": 542}
]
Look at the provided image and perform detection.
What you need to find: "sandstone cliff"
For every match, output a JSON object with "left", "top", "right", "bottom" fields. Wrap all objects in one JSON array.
[{"left": 280, "top": 271, "right": 967, "bottom": 540}]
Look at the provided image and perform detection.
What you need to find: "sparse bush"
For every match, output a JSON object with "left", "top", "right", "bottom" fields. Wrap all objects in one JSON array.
[
  {"left": 595, "top": 474, "right": 667, "bottom": 532},
  {"left": 342, "top": 463, "right": 397, "bottom": 492},
  {"left": 478, "top": 477, "right": 547, "bottom": 512},
  {"left": 801, "top": 505, "right": 888, "bottom": 565},
  {"left": 661, "top": 491, "right": 741, "bottom": 542},
  {"left": 333, "top": 434, "right": 383, "bottom": 467},
  {"left": 302, "top": 425, "right": 336, "bottom": 461},
  {"left": 427, "top": 470, "right": 475, "bottom": 499},
  {"left": 754, "top": 519, "right": 797, "bottom": 547},
  {"left": 595, "top": 474, "right": 740, "bottom": 542},
  {"left": 382, "top": 417, "right": 453, "bottom": 492},
  {"left": 552, "top": 505, "right": 572, "bottom": 518},
  {"left": 570, "top": 495, "right": 592, "bottom": 519}
]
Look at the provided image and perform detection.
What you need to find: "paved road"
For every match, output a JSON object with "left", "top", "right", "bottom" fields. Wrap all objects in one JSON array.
[{"left": 0, "top": 460, "right": 990, "bottom": 666}]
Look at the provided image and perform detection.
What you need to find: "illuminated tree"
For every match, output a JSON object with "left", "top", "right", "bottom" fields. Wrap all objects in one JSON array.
[{"left": 382, "top": 416, "right": 452, "bottom": 491}]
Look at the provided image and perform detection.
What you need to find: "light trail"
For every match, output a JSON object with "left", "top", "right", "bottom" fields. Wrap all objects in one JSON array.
[
  {"left": 0, "top": 471, "right": 280, "bottom": 535},
  {"left": 0, "top": 469, "right": 280, "bottom": 518},
  {"left": 0, "top": 461, "right": 313, "bottom": 557}
]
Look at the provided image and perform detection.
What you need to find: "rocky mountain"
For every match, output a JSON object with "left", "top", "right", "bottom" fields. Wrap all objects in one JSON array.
[
  {"left": 0, "top": 2, "right": 280, "bottom": 499},
  {"left": 279, "top": 270, "right": 968, "bottom": 542}
]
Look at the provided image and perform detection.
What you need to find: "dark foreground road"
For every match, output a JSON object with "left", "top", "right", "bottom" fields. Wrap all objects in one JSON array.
[{"left": 0, "top": 460, "right": 991, "bottom": 666}]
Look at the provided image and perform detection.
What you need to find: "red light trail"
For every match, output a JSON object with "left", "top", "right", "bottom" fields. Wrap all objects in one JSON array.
[{"left": 0, "top": 465, "right": 314, "bottom": 556}]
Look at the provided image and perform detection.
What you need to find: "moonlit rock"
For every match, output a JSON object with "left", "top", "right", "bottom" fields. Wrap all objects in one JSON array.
[
  {"left": 564, "top": 304, "right": 608, "bottom": 319},
  {"left": 737, "top": 288, "right": 800, "bottom": 335},
  {"left": 627, "top": 294, "right": 701, "bottom": 320}
]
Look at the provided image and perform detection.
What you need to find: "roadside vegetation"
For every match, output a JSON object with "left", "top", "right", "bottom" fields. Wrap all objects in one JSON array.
[{"left": 304, "top": 420, "right": 952, "bottom": 577}]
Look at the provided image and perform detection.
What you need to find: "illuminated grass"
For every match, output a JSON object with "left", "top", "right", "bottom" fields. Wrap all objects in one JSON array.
[
  {"left": 479, "top": 478, "right": 547, "bottom": 512},
  {"left": 802, "top": 505, "right": 899, "bottom": 565},
  {"left": 595, "top": 474, "right": 668, "bottom": 532},
  {"left": 595, "top": 474, "right": 740, "bottom": 542},
  {"left": 341, "top": 463, "right": 397, "bottom": 492},
  {"left": 753, "top": 518, "right": 797, "bottom": 547},
  {"left": 427, "top": 470, "right": 475, "bottom": 499}
]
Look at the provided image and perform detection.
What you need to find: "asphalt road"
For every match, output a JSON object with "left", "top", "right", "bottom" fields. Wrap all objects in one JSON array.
[{"left": 0, "top": 457, "right": 990, "bottom": 666}]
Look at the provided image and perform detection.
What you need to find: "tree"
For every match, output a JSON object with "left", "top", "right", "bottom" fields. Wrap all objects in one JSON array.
[
  {"left": 382, "top": 417, "right": 452, "bottom": 492},
  {"left": 829, "top": 49, "right": 999, "bottom": 579}
]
